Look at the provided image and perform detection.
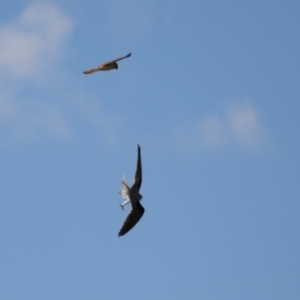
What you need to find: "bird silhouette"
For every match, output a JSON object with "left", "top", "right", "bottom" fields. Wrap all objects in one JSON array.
[
  {"left": 83, "top": 53, "right": 131, "bottom": 74},
  {"left": 118, "top": 144, "right": 144, "bottom": 237}
]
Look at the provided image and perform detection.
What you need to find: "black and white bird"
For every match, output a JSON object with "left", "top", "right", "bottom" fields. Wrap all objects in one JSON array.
[
  {"left": 83, "top": 53, "right": 131, "bottom": 74},
  {"left": 118, "top": 144, "right": 144, "bottom": 237}
]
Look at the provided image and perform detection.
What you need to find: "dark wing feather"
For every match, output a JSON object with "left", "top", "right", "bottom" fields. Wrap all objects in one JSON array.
[
  {"left": 118, "top": 202, "right": 145, "bottom": 237},
  {"left": 131, "top": 144, "right": 142, "bottom": 192}
]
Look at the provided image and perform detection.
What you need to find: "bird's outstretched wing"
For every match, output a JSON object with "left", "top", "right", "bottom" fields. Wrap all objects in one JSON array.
[
  {"left": 83, "top": 66, "right": 100, "bottom": 74},
  {"left": 131, "top": 144, "right": 142, "bottom": 192},
  {"left": 104, "top": 53, "right": 131, "bottom": 64},
  {"left": 118, "top": 201, "right": 145, "bottom": 237}
]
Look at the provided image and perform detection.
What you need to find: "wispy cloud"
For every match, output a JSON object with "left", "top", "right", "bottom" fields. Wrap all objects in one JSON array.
[
  {"left": 227, "top": 103, "right": 265, "bottom": 149},
  {"left": 197, "top": 116, "right": 226, "bottom": 146},
  {"left": 173, "top": 102, "right": 266, "bottom": 152},
  {"left": 0, "top": 3, "right": 73, "bottom": 141},
  {"left": 0, "top": 89, "right": 71, "bottom": 142},
  {"left": 0, "top": 4, "right": 125, "bottom": 144},
  {"left": 0, "top": 3, "right": 72, "bottom": 80},
  {"left": 72, "top": 94, "right": 125, "bottom": 146}
]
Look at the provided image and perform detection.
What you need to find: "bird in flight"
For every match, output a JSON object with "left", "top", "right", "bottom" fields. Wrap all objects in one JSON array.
[
  {"left": 83, "top": 53, "right": 131, "bottom": 74},
  {"left": 118, "top": 144, "right": 144, "bottom": 237}
]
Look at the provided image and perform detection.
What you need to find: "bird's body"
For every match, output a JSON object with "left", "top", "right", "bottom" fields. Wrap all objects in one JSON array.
[
  {"left": 118, "top": 145, "right": 144, "bottom": 237},
  {"left": 83, "top": 53, "right": 131, "bottom": 74}
]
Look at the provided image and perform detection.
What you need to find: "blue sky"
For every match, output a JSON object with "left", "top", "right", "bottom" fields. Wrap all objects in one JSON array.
[{"left": 0, "top": 1, "right": 299, "bottom": 299}]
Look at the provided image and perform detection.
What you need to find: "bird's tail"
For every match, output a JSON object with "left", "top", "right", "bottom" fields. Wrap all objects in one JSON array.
[{"left": 120, "top": 175, "right": 130, "bottom": 199}]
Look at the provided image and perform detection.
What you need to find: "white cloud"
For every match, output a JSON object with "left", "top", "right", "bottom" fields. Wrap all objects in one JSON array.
[
  {"left": 0, "top": 3, "right": 73, "bottom": 141},
  {"left": 0, "top": 3, "right": 72, "bottom": 79},
  {"left": 173, "top": 102, "right": 266, "bottom": 152},
  {"left": 0, "top": 3, "right": 125, "bottom": 144}
]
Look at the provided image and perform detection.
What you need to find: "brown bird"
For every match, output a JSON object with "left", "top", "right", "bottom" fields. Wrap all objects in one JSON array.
[
  {"left": 118, "top": 144, "right": 144, "bottom": 237},
  {"left": 83, "top": 53, "right": 131, "bottom": 74}
]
